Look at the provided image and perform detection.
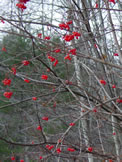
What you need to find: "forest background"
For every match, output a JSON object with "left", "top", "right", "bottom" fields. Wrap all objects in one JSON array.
[{"left": 0, "top": 0, "right": 122, "bottom": 162}]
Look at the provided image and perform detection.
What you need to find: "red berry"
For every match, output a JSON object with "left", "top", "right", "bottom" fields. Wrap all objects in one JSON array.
[
  {"left": 94, "top": 44, "right": 98, "bottom": 48},
  {"left": 44, "top": 36, "right": 50, "bottom": 40},
  {"left": 37, "top": 125, "right": 42, "bottom": 131},
  {"left": 112, "top": 85, "right": 116, "bottom": 88},
  {"left": 100, "top": 80, "right": 106, "bottom": 85},
  {"left": 11, "top": 156, "right": 15, "bottom": 160},
  {"left": 72, "top": 32, "right": 81, "bottom": 38},
  {"left": 56, "top": 148, "right": 61, "bottom": 154},
  {"left": 93, "top": 108, "right": 97, "bottom": 112},
  {"left": 39, "top": 156, "right": 43, "bottom": 159},
  {"left": 69, "top": 123, "right": 75, "bottom": 126},
  {"left": 2, "top": 78, "right": 11, "bottom": 86},
  {"left": 81, "top": 109, "right": 85, "bottom": 112},
  {"left": 67, "top": 148, "right": 75, "bottom": 152},
  {"left": 46, "top": 145, "right": 54, "bottom": 150},
  {"left": 42, "top": 116, "right": 49, "bottom": 121},
  {"left": 11, "top": 67, "right": 16, "bottom": 75},
  {"left": 95, "top": 3, "right": 98, "bottom": 8},
  {"left": 109, "top": 0, "right": 115, "bottom": 4},
  {"left": 46, "top": 145, "right": 49, "bottom": 149},
  {"left": 116, "top": 99, "right": 122, "bottom": 103},
  {"left": 53, "top": 59, "right": 58, "bottom": 66},
  {"left": 109, "top": 159, "right": 113, "bottom": 162},
  {"left": 64, "top": 34, "right": 74, "bottom": 42},
  {"left": 41, "top": 75, "right": 48, "bottom": 80},
  {"left": 4, "top": 92, "right": 13, "bottom": 99},
  {"left": 59, "top": 23, "right": 70, "bottom": 30},
  {"left": 69, "top": 48, "right": 76, "bottom": 55},
  {"left": 32, "top": 97, "right": 37, "bottom": 101},
  {"left": 24, "top": 79, "right": 30, "bottom": 83},
  {"left": 20, "top": 160, "right": 24, "bottom": 162},
  {"left": 88, "top": 147, "right": 93, "bottom": 152},
  {"left": 1, "top": 20, "right": 5, "bottom": 23},
  {"left": 38, "top": 33, "right": 42, "bottom": 38},
  {"left": 22, "top": 60, "right": 30, "bottom": 66},
  {"left": 54, "top": 49, "right": 61, "bottom": 53},
  {"left": 64, "top": 54, "right": 71, "bottom": 60},
  {"left": 16, "top": 3, "right": 26, "bottom": 10},
  {"left": 114, "top": 53, "right": 118, "bottom": 56},
  {"left": 47, "top": 68, "right": 50, "bottom": 72},
  {"left": 66, "top": 20, "right": 72, "bottom": 25},
  {"left": 2, "top": 47, "right": 7, "bottom": 52}
]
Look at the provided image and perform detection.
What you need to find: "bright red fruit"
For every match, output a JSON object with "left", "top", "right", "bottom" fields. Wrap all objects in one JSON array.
[
  {"left": 54, "top": 49, "right": 61, "bottom": 53},
  {"left": 64, "top": 34, "right": 74, "bottom": 42},
  {"left": 66, "top": 20, "right": 73, "bottom": 25},
  {"left": 114, "top": 53, "right": 118, "bottom": 56},
  {"left": 11, "top": 156, "right": 15, "bottom": 160},
  {"left": 72, "top": 32, "right": 81, "bottom": 39},
  {"left": 39, "top": 156, "right": 43, "bottom": 160},
  {"left": 4, "top": 92, "right": 13, "bottom": 99},
  {"left": 93, "top": 108, "right": 97, "bottom": 112},
  {"left": 100, "top": 80, "right": 106, "bottom": 85},
  {"left": 16, "top": 3, "right": 26, "bottom": 10},
  {"left": 88, "top": 147, "right": 93, "bottom": 152},
  {"left": 20, "top": 160, "right": 24, "bottom": 162},
  {"left": 69, "top": 123, "right": 75, "bottom": 126},
  {"left": 69, "top": 48, "right": 76, "bottom": 55},
  {"left": 95, "top": 3, "right": 98, "bottom": 8},
  {"left": 1, "top": 20, "right": 5, "bottom": 23},
  {"left": 116, "top": 99, "right": 122, "bottom": 103},
  {"left": 38, "top": 33, "right": 42, "bottom": 38},
  {"left": 46, "top": 144, "right": 50, "bottom": 148},
  {"left": 113, "top": 132, "right": 116, "bottom": 135},
  {"left": 19, "top": 0, "right": 30, "bottom": 3},
  {"left": 59, "top": 23, "right": 70, "bottom": 30},
  {"left": 48, "top": 145, "right": 54, "bottom": 150},
  {"left": 94, "top": 44, "right": 98, "bottom": 48},
  {"left": 64, "top": 54, "right": 71, "bottom": 61},
  {"left": 2, "top": 78, "right": 11, "bottom": 86},
  {"left": 24, "top": 79, "right": 30, "bottom": 83},
  {"left": 67, "top": 148, "right": 75, "bottom": 152},
  {"left": 109, "top": 159, "right": 113, "bottom": 162},
  {"left": 2, "top": 47, "right": 7, "bottom": 52},
  {"left": 11, "top": 67, "right": 16, "bottom": 75},
  {"left": 42, "top": 116, "right": 49, "bottom": 121},
  {"left": 37, "top": 125, "right": 42, "bottom": 131},
  {"left": 32, "top": 97, "right": 37, "bottom": 101},
  {"left": 46, "top": 145, "right": 54, "bottom": 150},
  {"left": 56, "top": 148, "right": 61, "bottom": 154},
  {"left": 41, "top": 75, "right": 48, "bottom": 80},
  {"left": 47, "top": 68, "right": 50, "bottom": 72},
  {"left": 112, "top": 85, "right": 116, "bottom": 88},
  {"left": 53, "top": 59, "right": 58, "bottom": 66},
  {"left": 109, "top": 0, "right": 115, "bottom": 4},
  {"left": 22, "top": 60, "right": 30, "bottom": 66},
  {"left": 48, "top": 55, "right": 55, "bottom": 62},
  {"left": 44, "top": 36, "right": 50, "bottom": 40}
]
